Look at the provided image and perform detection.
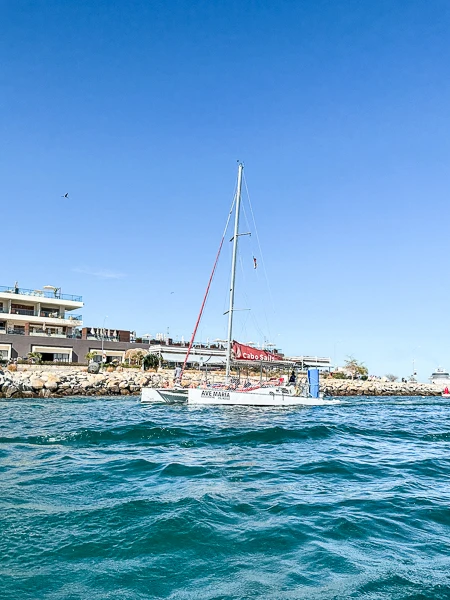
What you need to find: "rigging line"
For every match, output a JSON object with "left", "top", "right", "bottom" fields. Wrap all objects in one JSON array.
[
  {"left": 238, "top": 251, "right": 267, "bottom": 340},
  {"left": 241, "top": 192, "right": 261, "bottom": 281},
  {"left": 243, "top": 172, "right": 276, "bottom": 315},
  {"left": 182, "top": 193, "right": 236, "bottom": 374},
  {"left": 240, "top": 190, "right": 271, "bottom": 333},
  {"left": 243, "top": 176, "right": 276, "bottom": 337}
]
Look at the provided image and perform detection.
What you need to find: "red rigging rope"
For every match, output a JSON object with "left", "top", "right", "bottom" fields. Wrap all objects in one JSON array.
[{"left": 181, "top": 196, "right": 236, "bottom": 375}]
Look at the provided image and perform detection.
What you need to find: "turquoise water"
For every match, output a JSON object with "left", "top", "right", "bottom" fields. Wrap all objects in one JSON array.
[{"left": 1, "top": 397, "right": 450, "bottom": 599}]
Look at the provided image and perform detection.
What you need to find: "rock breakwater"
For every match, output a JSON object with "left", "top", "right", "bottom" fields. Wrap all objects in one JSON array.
[
  {"left": 321, "top": 379, "right": 440, "bottom": 397},
  {"left": 0, "top": 368, "right": 441, "bottom": 398}
]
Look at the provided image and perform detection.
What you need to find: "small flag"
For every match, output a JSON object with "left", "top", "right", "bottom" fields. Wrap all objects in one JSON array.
[{"left": 253, "top": 256, "right": 257, "bottom": 269}]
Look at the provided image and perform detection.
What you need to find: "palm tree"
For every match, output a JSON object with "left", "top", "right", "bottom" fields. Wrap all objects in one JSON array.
[{"left": 27, "top": 351, "right": 42, "bottom": 364}]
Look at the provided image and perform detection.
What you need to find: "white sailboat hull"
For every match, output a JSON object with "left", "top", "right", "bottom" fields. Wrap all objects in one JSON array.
[
  {"left": 141, "top": 387, "right": 188, "bottom": 403},
  {"left": 187, "top": 387, "right": 339, "bottom": 406}
]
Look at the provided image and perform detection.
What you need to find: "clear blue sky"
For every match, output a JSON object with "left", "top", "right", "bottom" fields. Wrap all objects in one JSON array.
[{"left": 2, "top": 0, "right": 450, "bottom": 380}]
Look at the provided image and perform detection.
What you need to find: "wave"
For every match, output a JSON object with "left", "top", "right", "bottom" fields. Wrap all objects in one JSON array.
[{"left": 0, "top": 423, "right": 195, "bottom": 446}]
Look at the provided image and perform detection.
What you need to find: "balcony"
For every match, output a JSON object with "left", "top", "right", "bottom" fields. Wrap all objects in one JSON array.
[
  {"left": 40, "top": 311, "right": 82, "bottom": 321},
  {"left": 0, "top": 285, "right": 82, "bottom": 302},
  {"left": 40, "top": 310, "right": 59, "bottom": 318},
  {"left": 1, "top": 308, "right": 82, "bottom": 322},
  {"left": 29, "top": 330, "right": 67, "bottom": 338}
]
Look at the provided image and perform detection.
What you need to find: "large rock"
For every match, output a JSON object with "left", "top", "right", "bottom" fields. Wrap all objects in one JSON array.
[
  {"left": 30, "top": 378, "right": 45, "bottom": 390},
  {"left": 45, "top": 380, "right": 58, "bottom": 391},
  {"left": 5, "top": 385, "right": 18, "bottom": 398}
]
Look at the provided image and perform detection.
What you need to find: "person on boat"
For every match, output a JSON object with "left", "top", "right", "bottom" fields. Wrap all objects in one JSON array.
[
  {"left": 289, "top": 370, "right": 296, "bottom": 385},
  {"left": 173, "top": 364, "right": 182, "bottom": 385}
]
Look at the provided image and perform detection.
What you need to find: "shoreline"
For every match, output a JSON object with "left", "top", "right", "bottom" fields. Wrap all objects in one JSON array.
[{"left": 0, "top": 367, "right": 442, "bottom": 398}]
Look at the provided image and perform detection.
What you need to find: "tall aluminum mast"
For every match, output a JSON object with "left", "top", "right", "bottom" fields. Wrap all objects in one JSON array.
[{"left": 225, "top": 162, "right": 244, "bottom": 380}]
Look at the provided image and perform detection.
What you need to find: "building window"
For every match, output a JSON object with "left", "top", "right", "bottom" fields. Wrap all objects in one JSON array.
[{"left": 53, "top": 353, "right": 69, "bottom": 362}]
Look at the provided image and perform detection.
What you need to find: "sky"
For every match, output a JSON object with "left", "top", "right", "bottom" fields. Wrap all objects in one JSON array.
[{"left": 2, "top": 0, "right": 450, "bottom": 380}]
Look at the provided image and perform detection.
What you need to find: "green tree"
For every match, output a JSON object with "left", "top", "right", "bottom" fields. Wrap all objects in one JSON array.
[
  {"left": 344, "top": 356, "right": 368, "bottom": 379},
  {"left": 143, "top": 353, "right": 160, "bottom": 371},
  {"left": 85, "top": 351, "right": 98, "bottom": 362}
]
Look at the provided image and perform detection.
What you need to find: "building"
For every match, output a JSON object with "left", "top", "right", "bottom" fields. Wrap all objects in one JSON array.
[
  {"left": 0, "top": 284, "right": 83, "bottom": 362},
  {"left": 145, "top": 342, "right": 331, "bottom": 370},
  {"left": 0, "top": 283, "right": 150, "bottom": 363}
]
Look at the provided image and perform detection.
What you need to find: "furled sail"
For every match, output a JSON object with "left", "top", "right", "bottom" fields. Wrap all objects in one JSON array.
[{"left": 232, "top": 341, "right": 282, "bottom": 362}]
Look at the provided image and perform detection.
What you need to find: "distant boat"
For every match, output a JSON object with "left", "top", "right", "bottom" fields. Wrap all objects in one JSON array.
[{"left": 430, "top": 367, "right": 450, "bottom": 387}]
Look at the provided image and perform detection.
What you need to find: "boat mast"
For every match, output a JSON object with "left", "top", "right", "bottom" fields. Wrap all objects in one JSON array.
[{"left": 225, "top": 162, "right": 244, "bottom": 380}]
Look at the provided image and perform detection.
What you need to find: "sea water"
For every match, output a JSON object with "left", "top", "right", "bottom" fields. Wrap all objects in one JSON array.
[{"left": 1, "top": 396, "right": 450, "bottom": 599}]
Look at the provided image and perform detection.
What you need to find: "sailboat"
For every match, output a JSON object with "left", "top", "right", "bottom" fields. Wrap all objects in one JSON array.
[
  {"left": 185, "top": 163, "right": 336, "bottom": 406},
  {"left": 141, "top": 163, "right": 337, "bottom": 406}
]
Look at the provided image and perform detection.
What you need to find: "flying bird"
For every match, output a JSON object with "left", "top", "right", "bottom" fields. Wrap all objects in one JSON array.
[{"left": 61, "top": 193, "right": 69, "bottom": 199}]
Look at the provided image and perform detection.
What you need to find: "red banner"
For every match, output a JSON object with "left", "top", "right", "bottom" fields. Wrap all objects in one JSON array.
[{"left": 232, "top": 341, "right": 282, "bottom": 362}]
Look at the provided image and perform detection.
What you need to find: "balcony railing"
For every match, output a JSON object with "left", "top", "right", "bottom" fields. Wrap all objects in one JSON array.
[
  {"left": 11, "top": 308, "right": 35, "bottom": 316},
  {"left": 86, "top": 334, "right": 119, "bottom": 342},
  {"left": 40, "top": 310, "right": 59, "bottom": 318},
  {"left": 40, "top": 312, "right": 82, "bottom": 321},
  {"left": 29, "top": 330, "right": 67, "bottom": 338},
  {"left": 0, "top": 286, "right": 82, "bottom": 302},
  {"left": 7, "top": 328, "right": 25, "bottom": 335},
  {"left": 0, "top": 308, "right": 82, "bottom": 321}
]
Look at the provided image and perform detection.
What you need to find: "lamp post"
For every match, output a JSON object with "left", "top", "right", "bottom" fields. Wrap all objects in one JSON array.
[
  {"left": 411, "top": 346, "right": 420, "bottom": 381},
  {"left": 101, "top": 316, "right": 108, "bottom": 365},
  {"left": 333, "top": 340, "right": 341, "bottom": 372}
]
